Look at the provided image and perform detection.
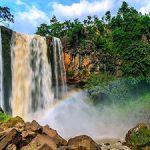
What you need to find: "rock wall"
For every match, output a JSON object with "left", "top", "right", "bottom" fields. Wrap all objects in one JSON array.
[
  {"left": 63, "top": 48, "right": 123, "bottom": 84},
  {"left": 0, "top": 26, "right": 12, "bottom": 113}
]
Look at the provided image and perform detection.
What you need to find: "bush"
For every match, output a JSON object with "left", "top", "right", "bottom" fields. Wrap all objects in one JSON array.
[{"left": 0, "top": 112, "right": 11, "bottom": 123}]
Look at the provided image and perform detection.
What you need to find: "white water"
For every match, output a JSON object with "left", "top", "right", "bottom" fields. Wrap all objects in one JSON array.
[
  {"left": 0, "top": 28, "right": 4, "bottom": 109},
  {"left": 52, "top": 37, "right": 67, "bottom": 99},
  {"left": 11, "top": 32, "right": 54, "bottom": 119}
]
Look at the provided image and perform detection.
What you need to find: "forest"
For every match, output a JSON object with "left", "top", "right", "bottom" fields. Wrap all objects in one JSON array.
[{"left": 36, "top": 1, "right": 150, "bottom": 105}]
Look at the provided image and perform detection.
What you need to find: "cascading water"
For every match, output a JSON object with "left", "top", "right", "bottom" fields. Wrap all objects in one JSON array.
[
  {"left": 0, "top": 28, "right": 4, "bottom": 109},
  {"left": 10, "top": 32, "right": 56, "bottom": 119},
  {"left": 52, "top": 37, "right": 67, "bottom": 99}
]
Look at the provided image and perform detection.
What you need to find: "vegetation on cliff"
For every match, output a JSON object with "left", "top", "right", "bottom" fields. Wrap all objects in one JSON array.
[
  {"left": 36, "top": 1, "right": 150, "bottom": 111},
  {"left": 36, "top": 1, "right": 150, "bottom": 79}
]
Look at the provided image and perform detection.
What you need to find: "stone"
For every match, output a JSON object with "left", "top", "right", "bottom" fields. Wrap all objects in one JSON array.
[
  {"left": 38, "top": 144, "right": 53, "bottom": 150},
  {"left": 68, "top": 135, "right": 100, "bottom": 150},
  {"left": 14, "top": 122, "right": 25, "bottom": 132},
  {"left": 22, "top": 130, "right": 37, "bottom": 139},
  {"left": 125, "top": 123, "right": 148, "bottom": 146},
  {"left": 0, "top": 129, "right": 22, "bottom": 149},
  {"left": 25, "top": 120, "right": 42, "bottom": 133},
  {"left": 21, "top": 134, "right": 57, "bottom": 150},
  {"left": 6, "top": 144, "right": 17, "bottom": 150},
  {"left": 42, "top": 125, "right": 67, "bottom": 146},
  {"left": 0, "top": 116, "right": 24, "bottom": 130},
  {"left": 0, "top": 128, "right": 13, "bottom": 141}
]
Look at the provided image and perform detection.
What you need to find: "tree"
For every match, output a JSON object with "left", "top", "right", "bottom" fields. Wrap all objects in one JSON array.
[
  {"left": 0, "top": 6, "right": 14, "bottom": 26},
  {"left": 123, "top": 41, "right": 150, "bottom": 78},
  {"left": 104, "top": 11, "right": 111, "bottom": 23}
]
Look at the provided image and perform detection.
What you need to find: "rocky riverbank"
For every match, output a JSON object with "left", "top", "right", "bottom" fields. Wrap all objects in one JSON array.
[{"left": 0, "top": 112, "right": 149, "bottom": 150}]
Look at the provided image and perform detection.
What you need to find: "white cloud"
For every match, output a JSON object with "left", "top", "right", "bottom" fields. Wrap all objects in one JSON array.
[
  {"left": 52, "top": 0, "right": 114, "bottom": 20},
  {"left": 125, "top": 0, "right": 150, "bottom": 14},
  {"left": 11, "top": 6, "right": 49, "bottom": 34},
  {"left": 139, "top": 0, "right": 150, "bottom": 14},
  {"left": 140, "top": 6, "right": 150, "bottom": 14}
]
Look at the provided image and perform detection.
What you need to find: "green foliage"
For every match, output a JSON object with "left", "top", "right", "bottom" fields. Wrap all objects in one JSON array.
[
  {"left": 84, "top": 73, "right": 115, "bottom": 100},
  {"left": 85, "top": 73, "right": 114, "bottom": 88},
  {"left": 85, "top": 72, "right": 150, "bottom": 105},
  {"left": 123, "top": 41, "right": 150, "bottom": 77},
  {"left": 0, "top": 112, "right": 11, "bottom": 123},
  {"left": 0, "top": 6, "right": 14, "bottom": 26},
  {"left": 36, "top": 2, "right": 150, "bottom": 102},
  {"left": 2, "top": 116, "right": 24, "bottom": 128},
  {"left": 36, "top": 1, "right": 150, "bottom": 79},
  {"left": 130, "top": 128, "right": 150, "bottom": 149}
]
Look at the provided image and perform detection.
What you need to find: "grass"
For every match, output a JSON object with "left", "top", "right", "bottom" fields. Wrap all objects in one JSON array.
[{"left": 0, "top": 112, "right": 11, "bottom": 123}]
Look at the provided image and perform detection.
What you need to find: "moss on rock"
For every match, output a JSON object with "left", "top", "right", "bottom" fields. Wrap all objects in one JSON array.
[{"left": 0, "top": 112, "right": 11, "bottom": 123}]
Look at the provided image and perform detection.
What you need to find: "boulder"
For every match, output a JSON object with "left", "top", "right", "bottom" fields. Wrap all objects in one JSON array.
[
  {"left": 68, "top": 135, "right": 100, "bottom": 150},
  {"left": 38, "top": 144, "right": 53, "bottom": 150},
  {"left": 22, "top": 130, "right": 37, "bottom": 139},
  {"left": 20, "top": 130, "right": 37, "bottom": 147},
  {"left": 0, "top": 129, "right": 22, "bottom": 149},
  {"left": 42, "top": 125, "right": 67, "bottom": 146},
  {"left": 21, "top": 134, "right": 57, "bottom": 150},
  {"left": 25, "top": 120, "right": 42, "bottom": 133},
  {"left": 125, "top": 123, "right": 148, "bottom": 146},
  {"left": 125, "top": 123, "right": 150, "bottom": 149},
  {"left": 0, "top": 116, "right": 24, "bottom": 130},
  {"left": 14, "top": 122, "right": 25, "bottom": 132},
  {"left": 7, "top": 144, "right": 17, "bottom": 150},
  {"left": 0, "top": 128, "right": 13, "bottom": 141}
]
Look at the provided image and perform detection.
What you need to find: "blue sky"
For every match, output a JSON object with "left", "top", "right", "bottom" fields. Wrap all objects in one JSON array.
[{"left": 0, "top": 0, "right": 150, "bottom": 34}]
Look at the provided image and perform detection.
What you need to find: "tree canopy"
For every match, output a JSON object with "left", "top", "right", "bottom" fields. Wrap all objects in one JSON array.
[
  {"left": 36, "top": 1, "right": 150, "bottom": 79},
  {"left": 0, "top": 6, "right": 14, "bottom": 26}
]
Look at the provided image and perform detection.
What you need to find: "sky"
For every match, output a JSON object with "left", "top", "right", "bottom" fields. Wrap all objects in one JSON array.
[{"left": 0, "top": 0, "right": 150, "bottom": 34}]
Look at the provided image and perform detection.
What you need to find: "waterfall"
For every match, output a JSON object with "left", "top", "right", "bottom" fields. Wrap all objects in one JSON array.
[
  {"left": 0, "top": 28, "right": 4, "bottom": 109},
  {"left": 52, "top": 37, "right": 67, "bottom": 99},
  {"left": 0, "top": 28, "right": 67, "bottom": 119},
  {"left": 10, "top": 32, "right": 54, "bottom": 119}
]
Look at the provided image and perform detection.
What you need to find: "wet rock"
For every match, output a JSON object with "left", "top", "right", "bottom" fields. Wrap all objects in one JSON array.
[
  {"left": 125, "top": 123, "right": 148, "bottom": 146},
  {"left": 22, "top": 130, "right": 37, "bottom": 139},
  {"left": 21, "top": 134, "right": 57, "bottom": 150},
  {"left": 0, "top": 128, "right": 13, "bottom": 141},
  {"left": 125, "top": 123, "right": 150, "bottom": 149},
  {"left": 25, "top": 120, "right": 42, "bottom": 133},
  {"left": 7, "top": 144, "right": 17, "bottom": 150},
  {"left": 14, "top": 122, "right": 25, "bottom": 132},
  {"left": 0, "top": 116, "right": 24, "bottom": 130},
  {"left": 68, "top": 135, "right": 100, "bottom": 150},
  {"left": 38, "top": 144, "right": 53, "bottom": 150},
  {"left": 0, "top": 129, "right": 22, "bottom": 149},
  {"left": 0, "top": 128, "right": 4, "bottom": 132},
  {"left": 42, "top": 125, "right": 67, "bottom": 146}
]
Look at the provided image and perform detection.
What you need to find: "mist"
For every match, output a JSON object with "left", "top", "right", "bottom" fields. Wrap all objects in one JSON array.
[{"left": 27, "top": 90, "right": 148, "bottom": 140}]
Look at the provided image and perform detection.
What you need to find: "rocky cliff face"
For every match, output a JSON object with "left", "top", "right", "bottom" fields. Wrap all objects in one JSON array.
[
  {"left": 63, "top": 48, "right": 123, "bottom": 85},
  {"left": 0, "top": 26, "right": 12, "bottom": 113}
]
